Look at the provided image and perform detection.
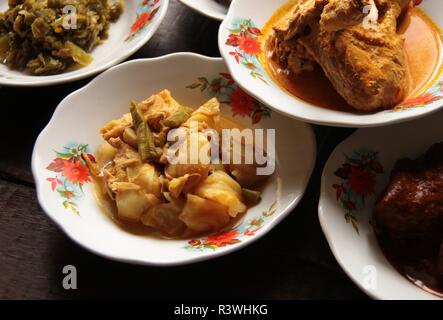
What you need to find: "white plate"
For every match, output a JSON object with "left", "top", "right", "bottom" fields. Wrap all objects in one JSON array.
[
  {"left": 0, "top": 0, "right": 169, "bottom": 87},
  {"left": 319, "top": 109, "right": 443, "bottom": 300},
  {"left": 219, "top": 0, "right": 443, "bottom": 128},
  {"left": 31, "top": 53, "right": 316, "bottom": 266},
  {"left": 178, "top": 0, "right": 228, "bottom": 21}
]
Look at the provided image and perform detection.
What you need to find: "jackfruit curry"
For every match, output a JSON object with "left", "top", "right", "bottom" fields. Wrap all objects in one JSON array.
[{"left": 87, "top": 90, "right": 268, "bottom": 238}]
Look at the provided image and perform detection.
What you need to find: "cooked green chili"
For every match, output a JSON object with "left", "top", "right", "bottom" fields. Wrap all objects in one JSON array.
[
  {"left": 163, "top": 110, "right": 192, "bottom": 128},
  {"left": 242, "top": 188, "right": 262, "bottom": 205},
  {"left": 130, "top": 101, "right": 162, "bottom": 162}
]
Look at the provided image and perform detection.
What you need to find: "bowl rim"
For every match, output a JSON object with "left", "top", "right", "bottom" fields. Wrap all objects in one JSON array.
[
  {"left": 177, "top": 0, "right": 227, "bottom": 21},
  {"left": 218, "top": 0, "right": 443, "bottom": 128},
  {"left": 318, "top": 189, "right": 379, "bottom": 300},
  {"left": 0, "top": 0, "right": 170, "bottom": 87},
  {"left": 31, "top": 52, "right": 317, "bottom": 266}
]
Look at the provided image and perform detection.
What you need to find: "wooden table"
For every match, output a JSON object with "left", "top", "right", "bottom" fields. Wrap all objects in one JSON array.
[{"left": 0, "top": 0, "right": 367, "bottom": 299}]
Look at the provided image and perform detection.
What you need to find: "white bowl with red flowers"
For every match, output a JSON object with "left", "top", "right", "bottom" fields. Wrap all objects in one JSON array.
[
  {"left": 319, "top": 109, "right": 443, "bottom": 300},
  {"left": 0, "top": 0, "right": 169, "bottom": 87},
  {"left": 31, "top": 53, "right": 316, "bottom": 266},
  {"left": 178, "top": 0, "right": 229, "bottom": 21},
  {"left": 219, "top": 0, "right": 443, "bottom": 128}
]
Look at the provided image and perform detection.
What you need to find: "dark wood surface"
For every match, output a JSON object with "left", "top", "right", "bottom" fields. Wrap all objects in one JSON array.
[{"left": 0, "top": 0, "right": 366, "bottom": 300}]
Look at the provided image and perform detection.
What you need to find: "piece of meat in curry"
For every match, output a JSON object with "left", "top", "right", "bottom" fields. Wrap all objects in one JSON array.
[
  {"left": 374, "top": 143, "right": 443, "bottom": 285},
  {"left": 270, "top": 0, "right": 411, "bottom": 111}
]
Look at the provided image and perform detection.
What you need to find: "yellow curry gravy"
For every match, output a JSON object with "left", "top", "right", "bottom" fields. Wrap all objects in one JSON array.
[{"left": 261, "top": 1, "right": 443, "bottom": 112}]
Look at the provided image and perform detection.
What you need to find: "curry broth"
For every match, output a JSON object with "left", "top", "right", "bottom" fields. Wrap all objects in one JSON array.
[
  {"left": 401, "top": 8, "right": 443, "bottom": 97},
  {"left": 261, "top": 3, "right": 443, "bottom": 112}
]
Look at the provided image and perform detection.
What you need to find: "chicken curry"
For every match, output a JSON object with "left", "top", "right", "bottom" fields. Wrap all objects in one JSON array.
[{"left": 262, "top": 0, "right": 443, "bottom": 112}]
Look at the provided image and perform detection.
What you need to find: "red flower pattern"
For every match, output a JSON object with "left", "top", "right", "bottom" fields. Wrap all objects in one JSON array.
[
  {"left": 47, "top": 177, "right": 62, "bottom": 191},
  {"left": 211, "top": 83, "right": 221, "bottom": 93},
  {"left": 332, "top": 150, "right": 384, "bottom": 233},
  {"left": 126, "top": 2, "right": 160, "bottom": 41},
  {"left": 401, "top": 93, "right": 443, "bottom": 108},
  {"left": 225, "top": 19, "right": 268, "bottom": 83},
  {"left": 130, "top": 12, "right": 153, "bottom": 34},
  {"left": 46, "top": 144, "right": 93, "bottom": 215},
  {"left": 220, "top": 73, "right": 235, "bottom": 85},
  {"left": 62, "top": 161, "right": 91, "bottom": 185},
  {"left": 226, "top": 34, "right": 241, "bottom": 47},
  {"left": 251, "top": 112, "right": 261, "bottom": 124},
  {"left": 229, "top": 50, "right": 243, "bottom": 64},
  {"left": 239, "top": 34, "right": 261, "bottom": 56},
  {"left": 187, "top": 74, "right": 271, "bottom": 124},
  {"left": 371, "top": 161, "right": 384, "bottom": 174},
  {"left": 46, "top": 158, "right": 68, "bottom": 173},
  {"left": 332, "top": 184, "right": 343, "bottom": 200},
  {"left": 344, "top": 201, "right": 357, "bottom": 211},
  {"left": 60, "top": 190, "right": 75, "bottom": 199},
  {"left": 247, "top": 27, "right": 262, "bottom": 36},
  {"left": 230, "top": 87, "right": 255, "bottom": 117},
  {"left": 145, "top": 0, "right": 160, "bottom": 6},
  {"left": 244, "top": 227, "right": 261, "bottom": 236},
  {"left": 205, "top": 230, "right": 240, "bottom": 247},
  {"left": 392, "top": 80, "right": 443, "bottom": 112},
  {"left": 347, "top": 167, "right": 375, "bottom": 196},
  {"left": 186, "top": 202, "right": 275, "bottom": 251},
  {"left": 188, "top": 239, "right": 201, "bottom": 247}
]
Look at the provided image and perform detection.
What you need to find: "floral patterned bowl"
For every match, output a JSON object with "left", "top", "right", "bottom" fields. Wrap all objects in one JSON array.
[
  {"left": 178, "top": 0, "right": 229, "bottom": 21},
  {"left": 219, "top": 0, "right": 443, "bottom": 128},
  {"left": 31, "top": 53, "right": 316, "bottom": 266},
  {"left": 319, "top": 109, "right": 443, "bottom": 300},
  {"left": 0, "top": 0, "right": 169, "bottom": 87}
]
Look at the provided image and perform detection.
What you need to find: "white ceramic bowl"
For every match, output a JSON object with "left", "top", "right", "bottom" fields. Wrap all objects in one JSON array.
[
  {"left": 319, "top": 109, "right": 443, "bottom": 300},
  {"left": 178, "top": 0, "right": 228, "bottom": 21},
  {"left": 0, "top": 0, "right": 169, "bottom": 87},
  {"left": 219, "top": 0, "right": 443, "bottom": 128},
  {"left": 31, "top": 53, "right": 316, "bottom": 266}
]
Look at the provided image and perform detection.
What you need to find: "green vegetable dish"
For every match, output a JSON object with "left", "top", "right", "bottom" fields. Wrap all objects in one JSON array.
[{"left": 0, "top": 0, "right": 123, "bottom": 75}]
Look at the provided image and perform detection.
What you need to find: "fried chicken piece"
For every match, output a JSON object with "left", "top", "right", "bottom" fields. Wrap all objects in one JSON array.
[{"left": 272, "top": 0, "right": 411, "bottom": 111}]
